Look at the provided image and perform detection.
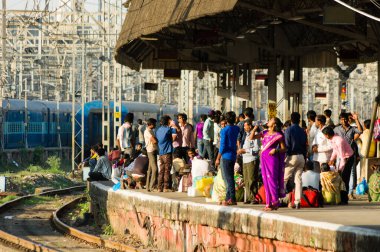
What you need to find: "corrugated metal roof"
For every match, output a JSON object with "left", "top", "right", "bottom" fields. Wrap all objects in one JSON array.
[{"left": 115, "top": 0, "right": 238, "bottom": 68}]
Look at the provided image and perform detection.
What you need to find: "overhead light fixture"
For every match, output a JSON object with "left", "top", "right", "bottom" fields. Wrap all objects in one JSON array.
[
  {"left": 288, "top": 15, "right": 305, "bottom": 21},
  {"left": 246, "top": 29, "right": 256, "bottom": 33},
  {"left": 256, "top": 24, "right": 268, "bottom": 29},
  {"left": 140, "top": 37, "right": 158, "bottom": 41},
  {"left": 236, "top": 35, "right": 245, "bottom": 39},
  {"left": 270, "top": 19, "right": 282, "bottom": 25}
]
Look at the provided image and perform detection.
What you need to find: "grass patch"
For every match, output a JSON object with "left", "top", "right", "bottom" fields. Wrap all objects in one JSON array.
[
  {"left": 78, "top": 201, "right": 90, "bottom": 216},
  {"left": 5, "top": 174, "right": 79, "bottom": 195},
  {"left": 22, "top": 196, "right": 54, "bottom": 206},
  {"left": 102, "top": 224, "right": 114, "bottom": 236},
  {"left": 68, "top": 200, "right": 90, "bottom": 221},
  {"left": 0, "top": 155, "right": 71, "bottom": 175},
  {"left": 0, "top": 195, "right": 18, "bottom": 205}
]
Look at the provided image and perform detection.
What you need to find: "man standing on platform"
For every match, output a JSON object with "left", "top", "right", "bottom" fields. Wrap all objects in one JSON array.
[
  {"left": 237, "top": 119, "right": 260, "bottom": 204},
  {"left": 307, "top": 110, "right": 318, "bottom": 160},
  {"left": 195, "top": 114, "right": 206, "bottom": 157},
  {"left": 237, "top": 107, "right": 255, "bottom": 149},
  {"left": 284, "top": 112, "right": 307, "bottom": 209},
  {"left": 117, "top": 113, "right": 136, "bottom": 157},
  {"left": 178, "top": 113, "right": 194, "bottom": 162},
  {"left": 202, "top": 110, "right": 215, "bottom": 164},
  {"left": 156, "top": 115, "right": 176, "bottom": 192},
  {"left": 144, "top": 118, "right": 158, "bottom": 192},
  {"left": 215, "top": 111, "right": 240, "bottom": 206},
  {"left": 312, "top": 115, "right": 333, "bottom": 172},
  {"left": 334, "top": 112, "right": 362, "bottom": 200},
  {"left": 137, "top": 119, "right": 146, "bottom": 146}
]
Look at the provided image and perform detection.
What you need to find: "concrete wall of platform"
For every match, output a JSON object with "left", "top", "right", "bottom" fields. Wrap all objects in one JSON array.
[{"left": 90, "top": 182, "right": 380, "bottom": 252}]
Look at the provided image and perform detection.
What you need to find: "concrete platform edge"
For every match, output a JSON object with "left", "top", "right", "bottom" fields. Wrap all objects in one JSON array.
[{"left": 90, "top": 182, "right": 380, "bottom": 252}]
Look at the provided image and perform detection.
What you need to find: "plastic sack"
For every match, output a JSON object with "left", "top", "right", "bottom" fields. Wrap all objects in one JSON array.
[
  {"left": 195, "top": 176, "right": 214, "bottom": 192},
  {"left": 111, "top": 166, "right": 121, "bottom": 184},
  {"left": 356, "top": 178, "right": 369, "bottom": 195},
  {"left": 191, "top": 159, "right": 210, "bottom": 178},
  {"left": 112, "top": 182, "right": 121, "bottom": 191},
  {"left": 211, "top": 169, "right": 226, "bottom": 203},
  {"left": 203, "top": 184, "right": 212, "bottom": 197},
  {"left": 187, "top": 186, "right": 203, "bottom": 197}
]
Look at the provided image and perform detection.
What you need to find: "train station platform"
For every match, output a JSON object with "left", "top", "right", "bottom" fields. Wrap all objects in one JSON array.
[{"left": 89, "top": 181, "right": 380, "bottom": 252}]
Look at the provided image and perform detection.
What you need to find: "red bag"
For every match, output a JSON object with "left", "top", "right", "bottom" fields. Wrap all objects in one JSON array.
[
  {"left": 110, "top": 150, "right": 121, "bottom": 161},
  {"left": 255, "top": 185, "right": 266, "bottom": 204},
  {"left": 374, "top": 119, "right": 380, "bottom": 141},
  {"left": 290, "top": 187, "right": 321, "bottom": 208}
]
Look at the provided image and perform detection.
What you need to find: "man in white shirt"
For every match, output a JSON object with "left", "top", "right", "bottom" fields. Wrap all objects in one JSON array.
[
  {"left": 312, "top": 115, "right": 333, "bottom": 172},
  {"left": 137, "top": 119, "right": 146, "bottom": 146},
  {"left": 202, "top": 110, "right": 215, "bottom": 163},
  {"left": 117, "top": 113, "right": 136, "bottom": 157},
  {"left": 213, "top": 115, "right": 221, "bottom": 164},
  {"left": 143, "top": 118, "right": 158, "bottom": 191},
  {"left": 302, "top": 161, "right": 320, "bottom": 190},
  {"left": 307, "top": 110, "right": 318, "bottom": 160},
  {"left": 237, "top": 120, "right": 260, "bottom": 204}
]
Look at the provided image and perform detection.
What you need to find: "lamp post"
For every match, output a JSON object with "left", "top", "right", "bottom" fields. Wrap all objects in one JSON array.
[{"left": 23, "top": 78, "right": 28, "bottom": 148}]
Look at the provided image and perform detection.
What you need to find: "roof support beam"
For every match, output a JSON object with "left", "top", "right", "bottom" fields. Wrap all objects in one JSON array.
[{"left": 238, "top": 1, "right": 375, "bottom": 44}]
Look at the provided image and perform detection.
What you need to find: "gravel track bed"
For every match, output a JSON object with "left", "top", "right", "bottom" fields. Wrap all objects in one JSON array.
[{"left": 0, "top": 193, "right": 104, "bottom": 251}]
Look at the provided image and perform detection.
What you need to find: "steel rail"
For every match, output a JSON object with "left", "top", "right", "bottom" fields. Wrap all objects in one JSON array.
[
  {"left": 0, "top": 185, "right": 85, "bottom": 252},
  {"left": 52, "top": 196, "right": 140, "bottom": 252}
]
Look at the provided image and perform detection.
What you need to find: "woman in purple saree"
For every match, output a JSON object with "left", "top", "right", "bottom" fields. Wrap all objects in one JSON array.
[{"left": 251, "top": 118, "right": 286, "bottom": 211}]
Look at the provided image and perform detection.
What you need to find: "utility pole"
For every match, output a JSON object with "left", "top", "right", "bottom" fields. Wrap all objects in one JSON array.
[
  {"left": 81, "top": 5, "right": 86, "bottom": 163},
  {"left": 71, "top": 57, "right": 76, "bottom": 175},
  {"left": 19, "top": 35, "right": 23, "bottom": 99},
  {"left": 102, "top": 0, "right": 111, "bottom": 152},
  {"left": 1, "top": 0, "right": 6, "bottom": 98},
  {"left": 24, "top": 78, "right": 28, "bottom": 148}
]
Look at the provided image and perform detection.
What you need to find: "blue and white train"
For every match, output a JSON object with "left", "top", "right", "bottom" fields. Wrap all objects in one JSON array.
[{"left": 0, "top": 99, "right": 211, "bottom": 150}]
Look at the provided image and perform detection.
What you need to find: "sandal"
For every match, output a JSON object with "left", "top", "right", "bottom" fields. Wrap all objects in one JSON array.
[
  {"left": 262, "top": 206, "right": 273, "bottom": 211},
  {"left": 271, "top": 201, "right": 279, "bottom": 210}
]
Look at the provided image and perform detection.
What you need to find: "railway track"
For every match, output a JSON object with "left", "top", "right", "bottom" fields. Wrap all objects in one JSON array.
[{"left": 0, "top": 186, "right": 139, "bottom": 252}]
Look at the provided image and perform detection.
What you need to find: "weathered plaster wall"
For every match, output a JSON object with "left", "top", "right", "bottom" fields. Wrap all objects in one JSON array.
[{"left": 90, "top": 182, "right": 380, "bottom": 252}]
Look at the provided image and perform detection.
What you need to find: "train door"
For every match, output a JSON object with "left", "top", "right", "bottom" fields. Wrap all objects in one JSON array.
[
  {"left": 88, "top": 111, "right": 103, "bottom": 147},
  {"left": 46, "top": 108, "right": 52, "bottom": 147}
]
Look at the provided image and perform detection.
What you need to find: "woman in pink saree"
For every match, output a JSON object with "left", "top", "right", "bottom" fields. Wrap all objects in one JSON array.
[{"left": 251, "top": 118, "right": 287, "bottom": 211}]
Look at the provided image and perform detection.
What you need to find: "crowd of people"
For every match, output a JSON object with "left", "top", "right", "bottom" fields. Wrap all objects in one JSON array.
[{"left": 83, "top": 107, "right": 380, "bottom": 210}]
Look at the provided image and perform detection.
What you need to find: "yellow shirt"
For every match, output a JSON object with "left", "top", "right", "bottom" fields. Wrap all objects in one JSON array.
[
  {"left": 359, "top": 129, "right": 376, "bottom": 158},
  {"left": 91, "top": 153, "right": 99, "bottom": 160}
]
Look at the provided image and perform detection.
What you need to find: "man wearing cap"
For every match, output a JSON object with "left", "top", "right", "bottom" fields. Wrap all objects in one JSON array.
[{"left": 202, "top": 110, "right": 215, "bottom": 165}]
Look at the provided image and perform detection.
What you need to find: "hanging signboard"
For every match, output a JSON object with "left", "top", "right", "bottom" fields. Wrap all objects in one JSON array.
[{"left": 268, "top": 102, "right": 277, "bottom": 118}]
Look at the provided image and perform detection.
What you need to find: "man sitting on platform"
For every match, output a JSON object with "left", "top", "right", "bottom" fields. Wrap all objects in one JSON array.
[
  {"left": 302, "top": 160, "right": 320, "bottom": 191},
  {"left": 121, "top": 149, "right": 149, "bottom": 189},
  {"left": 320, "top": 163, "right": 345, "bottom": 205},
  {"left": 88, "top": 148, "right": 112, "bottom": 181}
]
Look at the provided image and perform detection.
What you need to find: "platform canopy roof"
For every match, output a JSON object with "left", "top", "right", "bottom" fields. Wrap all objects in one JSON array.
[{"left": 115, "top": 0, "right": 380, "bottom": 71}]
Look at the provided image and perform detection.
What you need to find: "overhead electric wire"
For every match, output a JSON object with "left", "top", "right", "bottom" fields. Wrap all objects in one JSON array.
[
  {"left": 370, "top": 0, "right": 380, "bottom": 10},
  {"left": 334, "top": 0, "right": 380, "bottom": 22}
]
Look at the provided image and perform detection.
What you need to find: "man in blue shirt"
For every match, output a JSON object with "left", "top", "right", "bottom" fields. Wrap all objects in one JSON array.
[
  {"left": 155, "top": 115, "right": 176, "bottom": 192},
  {"left": 284, "top": 112, "right": 307, "bottom": 209},
  {"left": 215, "top": 111, "right": 240, "bottom": 206}
]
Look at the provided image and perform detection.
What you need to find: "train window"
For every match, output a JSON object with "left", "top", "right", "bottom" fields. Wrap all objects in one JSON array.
[{"left": 104, "top": 125, "right": 108, "bottom": 141}]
